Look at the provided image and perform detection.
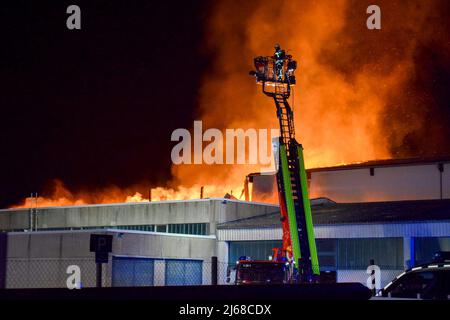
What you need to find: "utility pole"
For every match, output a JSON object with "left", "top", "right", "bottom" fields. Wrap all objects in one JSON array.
[{"left": 29, "top": 193, "right": 38, "bottom": 231}]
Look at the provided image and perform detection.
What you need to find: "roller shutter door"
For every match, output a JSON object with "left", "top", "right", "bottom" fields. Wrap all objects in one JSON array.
[
  {"left": 165, "top": 259, "right": 202, "bottom": 285},
  {"left": 112, "top": 256, "right": 155, "bottom": 287}
]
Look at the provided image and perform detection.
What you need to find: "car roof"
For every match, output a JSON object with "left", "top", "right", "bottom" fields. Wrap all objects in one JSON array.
[
  {"left": 409, "top": 262, "right": 450, "bottom": 271},
  {"left": 383, "top": 263, "right": 450, "bottom": 291}
]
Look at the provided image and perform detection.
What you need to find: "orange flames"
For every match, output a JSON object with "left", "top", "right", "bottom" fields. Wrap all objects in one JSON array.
[
  {"left": 11, "top": 0, "right": 441, "bottom": 208},
  {"left": 11, "top": 180, "right": 244, "bottom": 208}
]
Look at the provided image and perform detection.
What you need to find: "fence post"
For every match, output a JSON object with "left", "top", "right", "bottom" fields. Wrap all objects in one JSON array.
[
  {"left": 0, "top": 233, "right": 6, "bottom": 289},
  {"left": 370, "top": 259, "right": 376, "bottom": 296},
  {"left": 211, "top": 256, "right": 218, "bottom": 285},
  {"left": 96, "top": 262, "right": 102, "bottom": 288}
]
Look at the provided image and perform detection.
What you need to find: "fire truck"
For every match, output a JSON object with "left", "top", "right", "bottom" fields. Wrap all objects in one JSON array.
[
  {"left": 227, "top": 257, "right": 290, "bottom": 285},
  {"left": 229, "top": 45, "right": 320, "bottom": 284}
]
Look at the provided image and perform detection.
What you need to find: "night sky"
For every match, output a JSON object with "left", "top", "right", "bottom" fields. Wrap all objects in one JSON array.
[
  {"left": 0, "top": 1, "right": 449, "bottom": 208},
  {"left": 0, "top": 1, "right": 210, "bottom": 207}
]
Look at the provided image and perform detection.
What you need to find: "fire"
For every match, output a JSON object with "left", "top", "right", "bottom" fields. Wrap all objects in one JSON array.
[
  {"left": 11, "top": 180, "right": 244, "bottom": 208},
  {"left": 10, "top": 1, "right": 444, "bottom": 208},
  {"left": 168, "top": 0, "right": 439, "bottom": 199}
]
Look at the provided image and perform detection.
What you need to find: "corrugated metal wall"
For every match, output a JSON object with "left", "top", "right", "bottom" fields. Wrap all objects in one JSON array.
[{"left": 217, "top": 221, "right": 450, "bottom": 241}]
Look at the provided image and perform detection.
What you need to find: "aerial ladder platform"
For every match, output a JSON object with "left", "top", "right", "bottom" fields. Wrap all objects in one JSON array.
[{"left": 249, "top": 45, "right": 320, "bottom": 282}]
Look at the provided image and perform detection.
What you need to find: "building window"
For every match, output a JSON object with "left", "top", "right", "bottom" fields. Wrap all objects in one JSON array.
[
  {"left": 120, "top": 224, "right": 156, "bottom": 232},
  {"left": 316, "top": 239, "right": 337, "bottom": 271},
  {"left": 414, "top": 237, "right": 450, "bottom": 265},
  {"left": 228, "top": 239, "right": 338, "bottom": 270},
  {"left": 115, "top": 225, "right": 155, "bottom": 232},
  {"left": 337, "top": 238, "right": 403, "bottom": 270},
  {"left": 228, "top": 240, "right": 282, "bottom": 265},
  {"left": 156, "top": 225, "right": 167, "bottom": 233},
  {"left": 167, "top": 223, "right": 208, "bottom": 235}
]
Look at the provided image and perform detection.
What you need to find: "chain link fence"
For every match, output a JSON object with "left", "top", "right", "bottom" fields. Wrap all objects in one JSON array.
[
  {"left": 6, "top": 258, "right": 105, "bottom": 288},
  {"left": 336, "top": 268, "right": 404, "bottom": 288},
  {"left": 4, "top": 257, "right": 231, "bottom": 289},
  {"left": 3, "top": 257, "right": 404, "bottom": 289}
]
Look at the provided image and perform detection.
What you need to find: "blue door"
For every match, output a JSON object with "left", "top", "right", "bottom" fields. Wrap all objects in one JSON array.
[
  {"left": 165, "top": 259, "right": 203, "bottom": 285},
  {"left": 112, "top": 256, "right": 155, "bottom": 287}
]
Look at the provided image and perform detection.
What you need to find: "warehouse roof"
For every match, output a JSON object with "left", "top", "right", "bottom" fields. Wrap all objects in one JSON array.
[
  {"left": 217, "top": 199, "right": 450, "bottom": 229},
  {"left": 307, "top": 155, "right": 450, "bottom": 172}
]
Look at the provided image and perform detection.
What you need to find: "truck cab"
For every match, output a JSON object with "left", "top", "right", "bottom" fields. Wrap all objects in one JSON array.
[{"left": 227, "top": 258, "right": 290, "bottom": 285}]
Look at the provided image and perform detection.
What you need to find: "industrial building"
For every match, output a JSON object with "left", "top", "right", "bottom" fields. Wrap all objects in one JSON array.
[
  {"left": 250, "top": 156, "right": 450, "bottom": 202},
  {"left": 0, "top": 157, "right": 449, "bottom": 289}
]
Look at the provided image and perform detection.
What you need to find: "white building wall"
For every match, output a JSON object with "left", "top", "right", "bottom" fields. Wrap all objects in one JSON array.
[
  {"left": 0, "top": 199, "right": 278, "bottom": 234},
  {"left": 309, "top": 164, "right": 446, "bottom": 202},
  {"left": 216, "top": 241, "right": 229, "bottom": 284},
  {"left": 443, "top": 163, "right": 450, "bottom": 199},
  {"left": 337, "top": 269, "right": 403, "bottom": 288},
  {"left": 4, "top": 230, "right": 217, "bottom": 288}
]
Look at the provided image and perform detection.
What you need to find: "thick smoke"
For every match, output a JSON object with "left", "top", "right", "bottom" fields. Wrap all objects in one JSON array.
[
  {"left": 11, "top": 0, "right": 450, "bottom": 207},
  {"left": 171, "top": 0, "right": 450, "bottom": 192}
]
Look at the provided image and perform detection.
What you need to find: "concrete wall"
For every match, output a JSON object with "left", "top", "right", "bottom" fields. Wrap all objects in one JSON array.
[
  {"left": 0, "top": 199, "right": 275, "bottom": 288},
  {"left": 309, "top": 163, "right": 449, "bottom": 202},
  {"left": 6, "top": 230, "right": 216, "bottom": 259},
  {"left": 0, "top": 200, "right": 212, "bottom": 231},
  {"left": 4, "top": 230, "right": 217, "bottom": 288},
  {"left": 209, "top": 200, "right": 278, "bottom": 233},
  {"left": 443, "top": 163, "right": 450, "bottom": 199},
  {"left": 0, "top": 199, "right": 275, "bottom": 233}
]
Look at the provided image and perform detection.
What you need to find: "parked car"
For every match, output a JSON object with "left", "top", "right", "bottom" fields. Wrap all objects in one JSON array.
[{"left": 377, "top": 252, "right": 450, "bottom": 300}]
